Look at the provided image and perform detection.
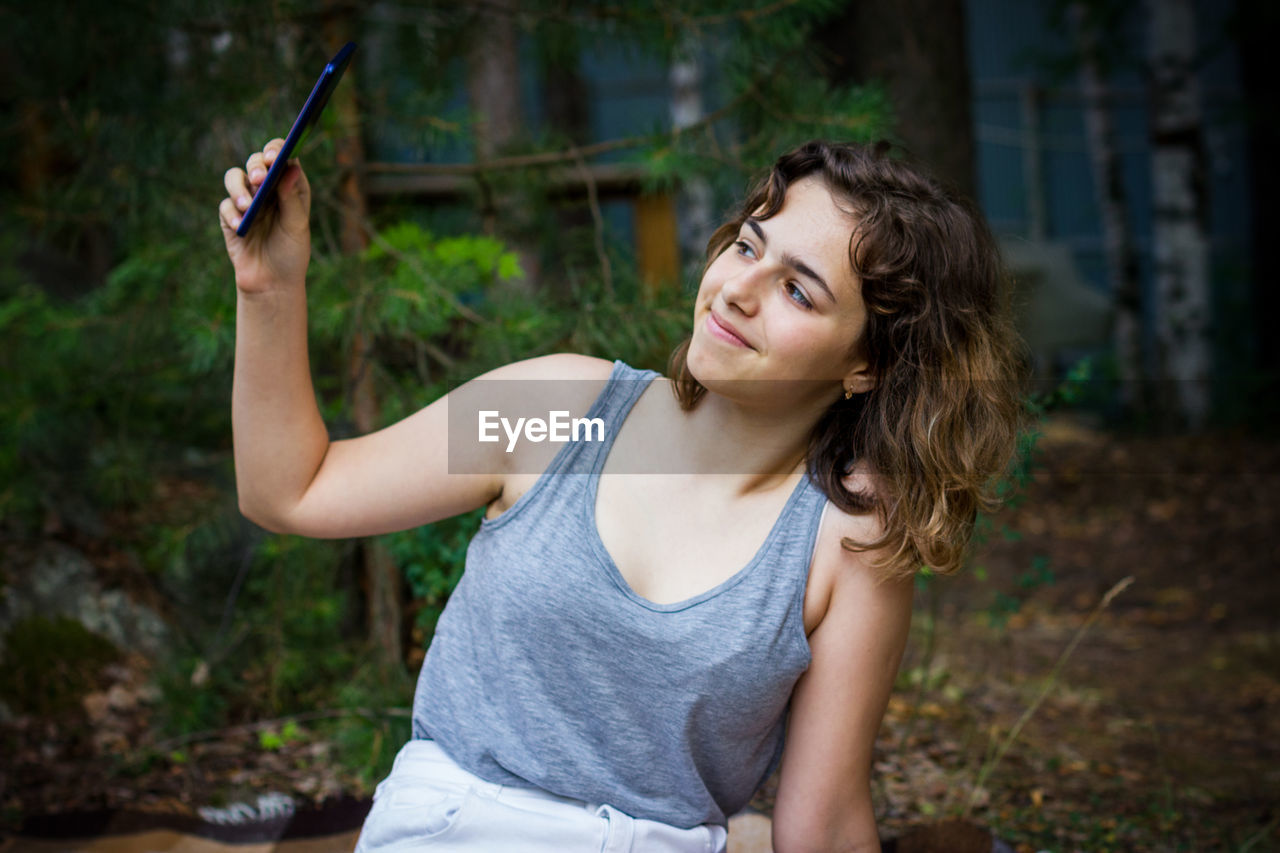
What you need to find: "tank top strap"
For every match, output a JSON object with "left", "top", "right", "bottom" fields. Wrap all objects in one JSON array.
[
  {"left": 551, "top": 360, "right": 660, "bottom": 476},
  {"left": 596, "top": 360, "right": 661, "bottom": 432}
]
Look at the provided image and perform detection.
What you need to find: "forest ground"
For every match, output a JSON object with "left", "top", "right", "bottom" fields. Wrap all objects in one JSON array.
[
  {"left": 2, "top": 416, "right": 1277, "bottom": 853},
  {"left": 860, "top": 416, "right": 1279, "bottom": 851}
]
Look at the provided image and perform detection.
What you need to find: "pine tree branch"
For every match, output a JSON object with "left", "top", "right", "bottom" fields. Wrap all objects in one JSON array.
[
  {"left": 311, "top": 189, "right": 490, "bottom": 327},
  {"left": 360, "top": 88, "right": 748, "bottom": 178}
]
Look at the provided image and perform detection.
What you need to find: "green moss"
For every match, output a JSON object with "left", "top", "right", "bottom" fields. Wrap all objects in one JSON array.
[{"left": 0, "top": 615, "right": 119, "bottom": 716}]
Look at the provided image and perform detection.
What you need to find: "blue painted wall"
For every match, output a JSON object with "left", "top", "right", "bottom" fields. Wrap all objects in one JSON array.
[{"left": 965, "top": 0, "right": 1252, "bottom": 299}]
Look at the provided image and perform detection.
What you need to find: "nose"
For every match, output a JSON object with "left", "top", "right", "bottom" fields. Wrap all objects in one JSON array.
[{"left": 720, "top": 260, "right": 772, "bottom": 315}]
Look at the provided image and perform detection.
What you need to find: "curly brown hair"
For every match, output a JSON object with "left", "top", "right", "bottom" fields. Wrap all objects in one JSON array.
[{"left": 669, "top": 140, "right": 1029, "bottom": 578}]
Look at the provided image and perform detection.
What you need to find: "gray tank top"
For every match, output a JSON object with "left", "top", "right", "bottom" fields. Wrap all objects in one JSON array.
[{"left": 411, "top": 360, "right": 826, "bottom": 828}]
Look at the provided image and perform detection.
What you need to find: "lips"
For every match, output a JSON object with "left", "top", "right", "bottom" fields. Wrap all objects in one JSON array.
[{"left": 706, "top": 311, "right": 753, "bottom": 349}]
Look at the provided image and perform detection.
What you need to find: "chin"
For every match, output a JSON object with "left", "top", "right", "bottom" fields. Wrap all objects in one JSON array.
[
  {"left": 684, "top": 331, "right": 725, "bottom": 383},
  {"left": 685, "top": 344, "right": 758, "bottom": 403}
]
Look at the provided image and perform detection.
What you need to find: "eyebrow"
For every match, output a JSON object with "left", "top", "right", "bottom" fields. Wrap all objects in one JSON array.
[{"left": 744, "top": 218, "right": 836, "bottom": 303}]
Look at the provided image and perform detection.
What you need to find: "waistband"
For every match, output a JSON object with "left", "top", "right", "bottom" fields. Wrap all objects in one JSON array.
[
  {"left": 393, "top": 739, "right": 727, "bottom": 853},
  {"left": 395, "top": 738, "right": 593, "bottom": 811}
]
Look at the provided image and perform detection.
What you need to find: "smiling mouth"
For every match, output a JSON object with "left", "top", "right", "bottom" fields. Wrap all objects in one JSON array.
[{"left": 706, "top": 312, "right": 753, "bottom": 349}]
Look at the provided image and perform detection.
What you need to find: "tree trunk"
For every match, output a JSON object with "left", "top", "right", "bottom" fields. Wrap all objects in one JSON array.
[
  {"left": 324, "top": 9, "right": 404, "bottom": 668},
  {"left": 1068, "top": 2, "right": 1144, "bottom": 411},
  {"left": 466, "top": 4, "right": 539, "bottom": 290},
  {"left": 671, "top": 35, "right": 713, "bottom": 273},
  {"left": 817, "top": 0, "right": 976, "bottom": 199},
  {"left": 467, "top": 6, "right": 524, "bottom": 163},
  {"left": 539, "top": 32, "right": 608, "bottom": 295},
  {"left": 1145, "top": 0, "right": 1212, "bottom": 429}
]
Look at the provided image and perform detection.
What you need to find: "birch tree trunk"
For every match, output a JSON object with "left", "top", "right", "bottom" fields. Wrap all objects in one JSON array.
[
  {"left": 671, "top": 36, "right": 714, "bottom": 265},
  {"left": 1146, "top": 0, "right": 1211, "bottom": 429},
  {"left": 1068, "top": 2, "right": 1144, "bottom": 411}
]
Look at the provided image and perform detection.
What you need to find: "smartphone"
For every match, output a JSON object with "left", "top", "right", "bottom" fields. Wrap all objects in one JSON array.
[{"left": 236, "top": 41, "right": 357, "bottom": 237}]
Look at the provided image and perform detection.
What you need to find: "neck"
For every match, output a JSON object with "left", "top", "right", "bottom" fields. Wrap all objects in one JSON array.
[{"left": 668, "top": 383, "right": 830, "bottom": 494}]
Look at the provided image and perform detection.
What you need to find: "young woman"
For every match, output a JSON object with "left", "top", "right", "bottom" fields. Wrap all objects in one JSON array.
[{"left": 219, "top": 139, "right": 1026, "bottom": 852}]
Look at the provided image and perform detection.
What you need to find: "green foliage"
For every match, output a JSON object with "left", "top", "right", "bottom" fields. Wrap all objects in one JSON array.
[
  {"left": 152, "top": 656, "right": 232, "bottom": 737},
  {"left": 357, "top": 222, "right": 522, "bottom": 343},
  {"left": 1026, "top": 357, "right": 1095, "bottom": 419},
  {"left": 977, "top": 533, "right": 1049, "bottom": 629},
  {"left": 236, "top": 537, "right": 358, "bottom": 718},
  {"left": 152, "top": 535, "right": 357, "bottom": 736},
  {"left": 565, "top": 277, "right": 694, "bottom": 370},
  {"left": 0, "top": 232, "right": 233, "bottom": 526},
  {"left": 322, "top": 665, "right": 414, "bottom": 792},
  {"left": 385, "top": 511, "right": 484, "bottom": 635},
  {"left": 0, "top": 285, "right": 83, "bottom": 520},
  {"left": 258, "top": 720, "right": 303, "bottom": 751},
  {"left": 0, "top": 616, "right": 119, "bottom": 716}
]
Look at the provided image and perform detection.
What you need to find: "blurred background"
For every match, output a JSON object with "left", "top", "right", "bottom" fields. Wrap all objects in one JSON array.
[{"left": 1, "top": 0, "right": 1276, "bottom": 851}]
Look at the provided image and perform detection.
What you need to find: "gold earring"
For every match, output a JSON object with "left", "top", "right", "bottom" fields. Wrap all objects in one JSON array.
[{"left": 844, "top": 386, "right": 854, "bottom": 400}]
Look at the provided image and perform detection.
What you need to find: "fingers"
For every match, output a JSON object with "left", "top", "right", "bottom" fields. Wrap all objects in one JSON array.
[
  {"left": 218, "top": 196, "right": 242, "bottom": 238},
  {"left": 245, "top": 138, "right": 287, "bottom": 185},
  {"left": 223, "top": 137, "right": 290, "bottom": 218},
  {"left": 224, "top": 167, "right": 252, "bottom": 213},
  {"left": 219, "top": 139, "right": 300, "bottom": 239}
]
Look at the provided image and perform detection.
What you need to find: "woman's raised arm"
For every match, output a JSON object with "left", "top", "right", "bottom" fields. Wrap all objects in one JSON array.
[
  {"left": 219, "top": 138, "right": 335, "bottom": 533},
  {"left": 218, "top": 139, "right": 610, "bottom": 538}
]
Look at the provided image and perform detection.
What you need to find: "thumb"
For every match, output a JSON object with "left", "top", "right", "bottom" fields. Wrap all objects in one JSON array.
[{"left": 276, "top": 161, "right": 311, "bottom": 233}]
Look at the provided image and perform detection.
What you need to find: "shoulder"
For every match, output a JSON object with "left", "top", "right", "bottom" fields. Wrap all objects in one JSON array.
[
  {"left": 459, "top": 354, "right": 617, "bottom": 437},
  {"left": 475, "top": 353, "right": 616, "bottom": 382},
  {"left": 805, "top": 464, "right": 911, "bottom": 633},
  {"left": 455, "top": 354, "right": 618, "bottom": 480}
]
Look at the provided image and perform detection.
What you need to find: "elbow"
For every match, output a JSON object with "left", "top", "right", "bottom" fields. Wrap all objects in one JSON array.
[
  {"left": 237, "top": 493, "right": 290, "bottom": 534},
  {"left": 238, "top": 502, "right": 277, "bottom": 533}
]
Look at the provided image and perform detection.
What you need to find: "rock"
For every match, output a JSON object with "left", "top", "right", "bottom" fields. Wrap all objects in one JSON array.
[
  {"left": 727, "top": 811, "right": 773, "bottom": 853},
  {"left": 725, "top": 814, "right": 1014, "bottom": 853},
  {"left": 106, "top": 683, "right": 138, "bottom": 712},
  {"left": 0, "top": 542, "right": 168, "bottom": 658}
]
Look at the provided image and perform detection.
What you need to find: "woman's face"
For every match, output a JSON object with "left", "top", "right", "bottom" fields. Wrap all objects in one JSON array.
[{"left": 687, "top": 176, "right": 872, "bottom": 405}]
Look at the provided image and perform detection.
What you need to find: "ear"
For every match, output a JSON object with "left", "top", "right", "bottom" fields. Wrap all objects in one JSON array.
[{"left": 842, "top": 359, "right": 875, "bottom": 396}]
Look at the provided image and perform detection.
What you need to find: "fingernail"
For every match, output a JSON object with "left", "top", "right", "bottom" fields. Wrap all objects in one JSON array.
[
  {"left": 232, "top": 216, "right": 242, "bottom": 229},
  {"left": 250, "top": 169, "right": 265, "bottom": 182},
  {"left": 238, "top": 195, "right": 251, "bottom": 208}
]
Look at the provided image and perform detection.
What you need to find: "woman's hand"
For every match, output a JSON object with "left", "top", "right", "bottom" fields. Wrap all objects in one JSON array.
[{"left": 219, "top": 138, "right": 312, "bottom": 294}]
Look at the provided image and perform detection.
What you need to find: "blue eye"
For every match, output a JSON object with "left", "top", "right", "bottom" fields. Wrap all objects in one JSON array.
[{"left": 785, "top": 282, "right": 813, "bottom": 310}]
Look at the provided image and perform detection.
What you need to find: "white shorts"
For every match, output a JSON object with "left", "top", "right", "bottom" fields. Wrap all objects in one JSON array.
[{"left": 354, "top": 739, "right": 729, "bottom": 852}]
